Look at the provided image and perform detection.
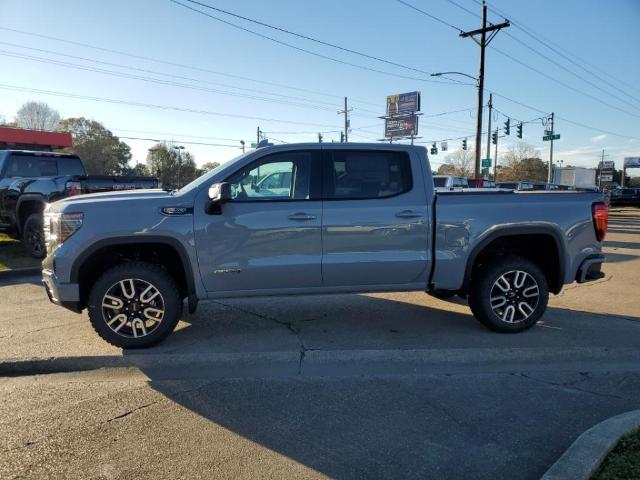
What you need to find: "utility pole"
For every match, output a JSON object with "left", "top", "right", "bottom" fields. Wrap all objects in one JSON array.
[
  {"left": 256, "top": 126, "right": 262, "bottom": 144},
  {"left": 337, "top": 97, "right": 352, "bottom": 142},
  {"left": 460, "top": 1, "right": 510, "bottom": 179},
  {"left": 493, "top": 127, "right": 498, "bottom": 180},
  {"left": 547, "top": 112, "right": 554, "bottom": 183},
  {"left": 598, "top": 149, "right": 609, "bottom": 189},
  {"left": 485, "top": 93, "right": 493, "bottom": 167}
]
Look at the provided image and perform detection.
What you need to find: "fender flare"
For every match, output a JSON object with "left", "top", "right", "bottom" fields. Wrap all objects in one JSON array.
[
  {"left": 461, "top": 225, "right": 567, "bottom": 294},
  {"left": 15, "top": 194, "right": 47, "bottom": 232},
  {"left": 70, "top": 235, "right": 199, "bottom": 313}
]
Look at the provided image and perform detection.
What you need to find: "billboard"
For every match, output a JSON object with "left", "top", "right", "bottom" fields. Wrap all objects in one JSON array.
[
  {"left": 599, "top": 160, "right": 615, "bottom": 169},
  {"left": 385, "top": 116, "right": 418, "bottom": 138},
  {"left": 624, "top": 157, "right": 640, "bottom": 168},
  {"left": 386, "top": 92, "right": 421, "bottom": 116}
]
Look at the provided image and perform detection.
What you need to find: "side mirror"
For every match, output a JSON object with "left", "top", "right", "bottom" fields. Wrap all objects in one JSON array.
[
  {"left": 206, "top": 182, "right": 231, "bottom": 214},
  {"left": 208, "top": 182, "right": 232, "bottom": 203}
]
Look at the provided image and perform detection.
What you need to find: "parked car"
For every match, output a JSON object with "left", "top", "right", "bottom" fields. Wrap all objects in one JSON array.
[
  {"left": 467, "top": 178, "right": 496, "bottom": 188},
  {"left": 433, "top": 175, "right": 469, "bottom": 191},
  {"left": 42, "top": 143, "right": 607, "bottom": 348},
  {"left": 531, "top": 183, "right": 562, "bottom": 191},
  {"left": 496, "top": 181, "right": 535, "bottom": 191},
  {"left": 610, "top": 188, "right": 640, "bottom": 207},
  {"left": 0, "top": 150, "right": 158, "bottom": 257}
]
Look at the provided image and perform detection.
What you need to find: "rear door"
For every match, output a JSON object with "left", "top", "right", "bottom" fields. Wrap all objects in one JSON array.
[{"left": 320, "top": 148, "right": 431, "bottom": 287}]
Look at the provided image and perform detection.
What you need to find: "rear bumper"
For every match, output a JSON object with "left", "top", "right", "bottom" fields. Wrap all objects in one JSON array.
[
  {"left": 575, "top": 254, "right": 605, "bottom": 283},
  {"left": 42, "top": 268, "right": 82, "bottom": 313}
]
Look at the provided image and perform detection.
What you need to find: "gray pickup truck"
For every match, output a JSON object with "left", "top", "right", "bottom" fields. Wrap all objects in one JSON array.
[{"left": 42, "top": 143, "right": 607, "bottom": 348}]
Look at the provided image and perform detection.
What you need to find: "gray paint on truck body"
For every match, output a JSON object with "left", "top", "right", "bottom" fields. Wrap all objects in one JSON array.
[{"left": 41, "top": 143, "right": 603, "bottom": 310}]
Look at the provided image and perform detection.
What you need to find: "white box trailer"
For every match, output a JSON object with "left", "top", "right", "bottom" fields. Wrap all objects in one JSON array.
[{"left": 553, "top": 167, "right": 597, "bottom": 189}]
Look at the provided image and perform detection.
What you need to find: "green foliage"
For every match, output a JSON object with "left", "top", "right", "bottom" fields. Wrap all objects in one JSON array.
[
  {"left": 146, "top": 143, "right": 199, "bottom": 189},
  {"left": 592, "top": 429, "right": 640, "bottom": 480},
  {"left": 60, "top": 117, "right": 132, "bottom": 175}
]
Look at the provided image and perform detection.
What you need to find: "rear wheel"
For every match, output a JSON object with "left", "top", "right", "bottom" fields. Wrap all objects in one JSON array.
[
  {"left": 468, "top": 255, "right": 549, "bottom": 333},
  {"left": 23, "top": 213, "right": 46, "bottom": 259},
  {"left": 87, "top": 262, "right": 182, "bottom": 348}
]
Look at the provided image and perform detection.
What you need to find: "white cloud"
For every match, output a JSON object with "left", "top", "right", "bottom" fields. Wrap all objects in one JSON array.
[{"left": 590, "top": 134, "right": 607, "bottom": 143}]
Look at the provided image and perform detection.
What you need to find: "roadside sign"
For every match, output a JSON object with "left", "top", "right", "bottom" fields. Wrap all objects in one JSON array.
[
  {"left": 624, "top": 157, "right": 640, "bottom": 168},
  {"left": 250, "top": 142, "right": 258, "bottom": 148},
  {"left": 599, "top": 160, "right": 615, "bottom": 169},
  {"left": 385, "top": 115, "right": 418, "bottom": 138},
  {"left": 386, "top": 91, "right": 421, "bottom": 116},
  {"left": 599, "top": 174, "right": 613, "bottom": 182},
  {"left": 543, "top": 134, "right": 560, "bottom": 141},
  {"left": 441, "top": 141, "right": 448, "bottom": 151},
  {"left": 481, "top": 167, "right": 490, "bottom": 176},
  {"left": 481, "top": 158, "right": 492, "bottom": 168}
]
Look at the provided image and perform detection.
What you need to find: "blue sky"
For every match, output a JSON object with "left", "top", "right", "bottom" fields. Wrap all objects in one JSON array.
[{"left": 1, "top": 0, "right": 639, "bottom": 173}]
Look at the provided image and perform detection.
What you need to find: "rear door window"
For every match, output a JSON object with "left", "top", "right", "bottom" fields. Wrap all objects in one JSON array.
[{"left": 324, "top": 150, "right": 412, "bottom": 199}]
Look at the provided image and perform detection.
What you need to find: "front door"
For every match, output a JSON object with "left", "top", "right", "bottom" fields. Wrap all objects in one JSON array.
[
  {"left": 321, "top": 148, "right": 431, "bottom": 287},
  {"left": 195, "top": 149, "right": 323, "bottom": 294}
]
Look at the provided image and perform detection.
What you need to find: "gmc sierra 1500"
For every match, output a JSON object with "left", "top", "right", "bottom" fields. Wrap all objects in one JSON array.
[{"left": 42, "top": 143, "right": 607, "bottom": 348}]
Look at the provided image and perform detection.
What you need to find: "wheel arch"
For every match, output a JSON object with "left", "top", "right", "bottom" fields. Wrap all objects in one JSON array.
[
  {"left": 462, "top": 226, "right": 567, "bottom": 295},
  {"left": 16, "top": 195, "right": 46, "bottom": 233},
  {"left": 70, "top": 236, "right": 198, "bottom": 313}
]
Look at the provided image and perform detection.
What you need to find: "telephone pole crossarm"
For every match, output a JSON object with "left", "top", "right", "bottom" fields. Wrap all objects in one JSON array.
[{"left": 459, "top": 21, "right": 510, "bottom": 40}]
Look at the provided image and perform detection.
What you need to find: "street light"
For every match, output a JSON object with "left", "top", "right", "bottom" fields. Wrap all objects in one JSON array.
[
  {"left": 240, "top": 140, "right": 245, "bottom": 153},
  {"left": 432, "top": 71, "right": 483, "bottom": 178}
]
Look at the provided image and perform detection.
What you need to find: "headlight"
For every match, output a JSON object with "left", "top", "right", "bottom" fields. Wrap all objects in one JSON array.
[{"left": 45, "top": 212, "right": 84, "bottom": 247}]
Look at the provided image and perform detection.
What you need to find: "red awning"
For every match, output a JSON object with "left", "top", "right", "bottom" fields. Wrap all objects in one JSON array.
[{"left": 0, "top": 127, "right": 73, "bottom": 148}]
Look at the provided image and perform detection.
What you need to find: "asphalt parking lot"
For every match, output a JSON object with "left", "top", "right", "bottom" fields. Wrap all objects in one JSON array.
[{"left": 1, "top": 208, "right": 640, "bottom": 479}]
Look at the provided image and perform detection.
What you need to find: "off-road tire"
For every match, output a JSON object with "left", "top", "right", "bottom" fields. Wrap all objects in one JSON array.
[
  {"left": 468, "top": 255, "right": 549, "bottom": 333},
  {"left": 87, "top": 262, "right": 182, "bottom": 348}
]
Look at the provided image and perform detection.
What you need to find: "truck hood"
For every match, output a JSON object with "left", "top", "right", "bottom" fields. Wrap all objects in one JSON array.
[{"left": 48, "top": 189, "right": 180, "bottom": 211}]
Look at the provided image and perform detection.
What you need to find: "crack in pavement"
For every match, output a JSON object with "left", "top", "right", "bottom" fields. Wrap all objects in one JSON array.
[
  {"left": 211, "top": 300, "right": 320, "bottom": 374},
  {"left": 104, "top": 400, "right": 160, "bottom": 423},
  {"left": 517, "top": 372, "right": 624, "bottom": 400}
]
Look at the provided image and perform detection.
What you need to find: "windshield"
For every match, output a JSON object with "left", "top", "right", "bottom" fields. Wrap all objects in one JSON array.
[
  {"left": 175, "top": 153, "right": 247, "bottom": 195},
  {"left": 433, "top": 177, "right": 447, "bottom": 187}
]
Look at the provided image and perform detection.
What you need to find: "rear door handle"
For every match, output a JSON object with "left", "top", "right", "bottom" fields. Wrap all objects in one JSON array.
[
  {"left": 396, "top": 210, "right": 423, "bottom": 219},
  {"left": 288, "top": 212, "right": 317, "bottom": 221}
]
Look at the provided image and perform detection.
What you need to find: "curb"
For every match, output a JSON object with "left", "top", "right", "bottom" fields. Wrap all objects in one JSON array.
[
  {"left": 0, "top": 267, "right": 41, "bottom": 281},
  {"left": 541, "top": 409, "right": 640, "bottom": 480}
]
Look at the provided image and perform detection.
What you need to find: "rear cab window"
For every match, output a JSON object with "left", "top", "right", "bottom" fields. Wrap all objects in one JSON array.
[
  {"left": 4, "top": 154, "right": 58, "bottom": 177},
  {"left": 57, "top": 156, "right": 86, "bottom": 176},
  {"left": 323, "top": 150, "right": 412, "bottom": 200}
]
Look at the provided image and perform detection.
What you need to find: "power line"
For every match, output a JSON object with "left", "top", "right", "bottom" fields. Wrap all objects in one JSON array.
[
  {"left": 395, "top": 0, "right": 462, "bottom": 32},
  {"left": 472, "top": 0, "right": 640, "bottom": 103},
  {"left": 119, "top": 136, "right": 242, "bottom": 148},
  {"left": 0, "top": 49, "right": 349, "bottom": 114},
  {"left": 441, "top": 0, "right": 640, "bottom": 115},
  {"left": 177, "top": 0, "right": 442, "bottom": 77},
  {"left": 0, "top": 83, "right": 341, "bottom": 128},
  {"left": 0, "top": 26, "right": 381, "bottom": 109},
  {"left": 111, "top": 127, "right": 244, "bottom": 142},
  {"left": 169, "top": 0, "right": 467, "bottom": 87}
]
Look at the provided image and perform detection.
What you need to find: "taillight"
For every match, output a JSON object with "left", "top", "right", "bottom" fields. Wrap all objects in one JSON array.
[
  {"left": 66, "top": 181, "right": 82, "bottom": 197},
  {"left": 592, "top": 202, "right": 608, "bottom": 241}
]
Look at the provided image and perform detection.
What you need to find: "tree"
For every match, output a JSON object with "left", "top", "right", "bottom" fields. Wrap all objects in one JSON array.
[
  {"left": 60, "top": 118, "right": 132, "bottom": 175},
  {"left": 497, "top": 142, "right": 547, "bottom": 182},
  {"left": 15, "top": 101, "right": 61, "bottom": 131},
  {"left": 127, "top": 163, "right": 150, "bottom": 177},
  {"left": 437, "top": 148, "right": 475, "bottom": 177},
  {"left": 146, "top": 143, "right": 198, "bottom": 189},
  {"left": 196, "top": 161, "right": 221, "bottom": 177}
]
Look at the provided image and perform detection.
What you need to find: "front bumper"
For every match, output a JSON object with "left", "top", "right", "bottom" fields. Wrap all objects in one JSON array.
[
  {"left": 576, "top": 254, "right": 605, "bottom": 283},
  {"left": 42, "top": 268, "right": 82, "bottom": 313}
]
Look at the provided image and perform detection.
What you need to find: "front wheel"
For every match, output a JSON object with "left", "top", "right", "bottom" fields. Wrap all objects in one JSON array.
[
  {"left": 468, "top": 256, "right": 549, "bottom": 333},
  {"left": 87, "top": 262, "right": 182, "bottom": 348},
  {"left": 23, "top": 213, "right": 46, "bottom": 259}
]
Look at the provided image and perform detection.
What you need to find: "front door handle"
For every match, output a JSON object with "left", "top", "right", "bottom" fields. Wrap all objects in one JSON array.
[
  {"left": 288, "top": 212, "right": 317, "bottom": 221},
  {"left": 396, "top": 210, "right": 423, "bottom": 219}
]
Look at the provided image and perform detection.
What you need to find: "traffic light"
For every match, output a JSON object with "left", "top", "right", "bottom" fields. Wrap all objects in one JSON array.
[
  {"left": 318, "top": 133, "right": 323, "bottom": 143},
  {"left": 516, "top": 123, "right": 523, "bottom": 138},
  {"left": 340, "top": 131, "right": 345, "bottom": 143},
  {"left": 504, "top": 118, "right": 510, "bottom": 135},
  {"left": 430, "top": 142, "right": 438, "bottom": 155},
  {"left": 492, "top": 131, "right": 498, "bottom": 145},
  {"left": 462, "top": 138, "right": 467, "bottom": 150}
]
